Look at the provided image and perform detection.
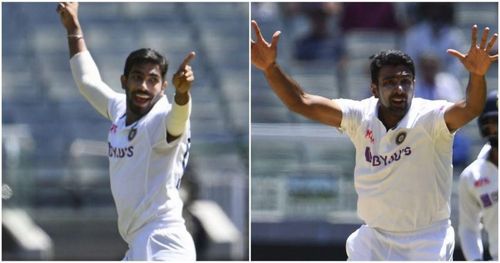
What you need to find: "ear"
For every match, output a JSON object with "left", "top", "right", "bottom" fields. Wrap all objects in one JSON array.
[
  {"left": 371, "top": 83, "right": 379, "bottom": 98},
  {"left": 162, "top": 80, "right": 168, "bottom": 91},
  {"left": 120, "top": 75, "right": 127, "bottom": 91}
]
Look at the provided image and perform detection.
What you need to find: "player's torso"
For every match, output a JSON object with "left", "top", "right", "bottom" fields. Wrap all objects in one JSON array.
[
  {"left": 467, "top": 159, "right": 498, "bottom": 240},
  {"left": 107, "top": 96, "right": 189, "bottom": 239},
  {"left": 467, "top": 159, "right": 498, "bottom": 210},
  {"left": 351, "top": 98, "right": 453, "bottom": 231},
  {"left": 108, "top": 114, "right": 151, "bottom": 205}
]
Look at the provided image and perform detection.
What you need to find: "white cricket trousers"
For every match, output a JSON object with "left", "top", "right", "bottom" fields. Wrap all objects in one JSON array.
[
  {"left": 122, "top": 222, "right": 196, "bottom": 261},
  {"left": 346, "top": 219, "right": 455, "bottom": 261}
]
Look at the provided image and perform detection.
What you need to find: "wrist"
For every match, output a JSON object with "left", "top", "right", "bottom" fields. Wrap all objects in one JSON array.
[
  {"left": 174, "top": 91, "right": 190, "bottom": 105},
  {"left": 66, "top": 24, "right": 83, "bottom": 36},
  {"left": 470, "top": 72, "right": 485, "bottom": 78},
  {"left": 264, "top": 62, "right": 277, "bottom": 74}
]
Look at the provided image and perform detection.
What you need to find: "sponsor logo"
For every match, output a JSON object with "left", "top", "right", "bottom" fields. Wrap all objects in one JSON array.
[
  {"left": 474, "top": 178, "right": 491, "bottom": 188},
  {"left": 108, "top": 142, "right": 134, "bottom": 158},
  {"left": 109, "top": 124, "right": 118, "bottom": 134},
  {"left": 365, "top": 146, "right": 412, "bottom": 167},
  {"left": 480, "top": 191, "right": 498, "bottom": 208},
  {"left": 365, "top": 129, "right": 375, "bottom": 143}
]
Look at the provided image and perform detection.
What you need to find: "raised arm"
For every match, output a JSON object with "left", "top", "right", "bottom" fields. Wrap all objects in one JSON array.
[
  {"left": 57, "top": 2, "right": 86, "bottom": 58},
  {"left": 57, "top": 2, "right": 117, "bottom": 119},
  {"left": 166, "top": 52, "right": 196, "bottom": 142},
  {"left": 251, "top": 20, "right": 343, "bottom": 128},
  {"left": 444, "top": 25, "right": 498, "bottom": 132}
]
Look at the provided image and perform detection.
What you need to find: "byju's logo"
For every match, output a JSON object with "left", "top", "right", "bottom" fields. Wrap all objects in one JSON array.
[
  {"left": 108, "top": 142, "right": 134, "bottom": 158},
  {"left": 365, "top": 146, "right": 412, "bottom": 166}
]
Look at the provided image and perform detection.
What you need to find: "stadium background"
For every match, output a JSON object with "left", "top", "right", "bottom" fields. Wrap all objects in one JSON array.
[
  {"left": 251, "top": 2, "right": 498, "bottom": 261},
  {"left": 2, "top": 2, "right": 248, "bottom": 260}
]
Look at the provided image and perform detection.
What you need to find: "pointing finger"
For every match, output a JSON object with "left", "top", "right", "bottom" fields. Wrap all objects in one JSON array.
[{"left": 179, "top": 51, "right": 196, "bottom": 70}]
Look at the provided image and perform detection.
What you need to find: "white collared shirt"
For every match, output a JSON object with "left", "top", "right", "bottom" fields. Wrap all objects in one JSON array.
[
  {"left": 336, "top": 96, "right": 454, "bottom": 232},
  {"left": 459, "top": 144, "right": 498, "bottom": 260},
  {"left": 107, "top": 94, "right": 191, "bottom": 243}
]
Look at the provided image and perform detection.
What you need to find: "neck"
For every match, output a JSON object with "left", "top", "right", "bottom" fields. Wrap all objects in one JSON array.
[
  {"left": 488, "top": 147, "right": 498, "bottom": 167},
  {"left": 378, "top": 105, "right": 404, "bottom": 131},
  {"left": 125, "top": 109, "right": 141, "bottom": 126}
]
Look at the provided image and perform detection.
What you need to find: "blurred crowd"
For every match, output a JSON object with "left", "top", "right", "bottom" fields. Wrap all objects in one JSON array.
[{"left": 252, "top": 2, "right": 498, "bottom": 168}]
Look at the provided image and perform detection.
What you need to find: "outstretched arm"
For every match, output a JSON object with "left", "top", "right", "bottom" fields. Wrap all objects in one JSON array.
[
  {"left": 57, "top": 2, "right": 86, "bottom": 58},
  {"left": 444, "top": 25, "right": 498, "bottom": 132},
  {"left": 251, "top": 20, "right": 343, "bottom": 128},
  {"left": 167, "top": 52, "right": 196, "bottom": 142},
  {"left": 57, "top": 2, "right": 117, "bottom": 119}
]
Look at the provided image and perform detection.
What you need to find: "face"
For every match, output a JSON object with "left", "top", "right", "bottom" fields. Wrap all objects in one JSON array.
[
  {"left": 121, "top": 62, "right": 166, "bottom": 117},
  {"left": 482, "top": 117, "right": 498, "bottom": 147},
  {"left": 371, "top": 65, "right": 415, "bottom": 118}
]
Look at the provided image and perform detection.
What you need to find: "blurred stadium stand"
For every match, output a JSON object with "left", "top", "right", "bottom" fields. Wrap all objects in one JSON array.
[
  {"left": 3, "top": 2, "right": 248, "bottom": 260},
  {"left": 251, "top": 2, "right": 497, "bottom": 260}
]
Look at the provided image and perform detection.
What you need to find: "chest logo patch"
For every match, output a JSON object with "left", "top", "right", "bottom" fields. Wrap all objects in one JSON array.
[
  {"left": 128, "top": 127, "right": 137, "bottom": 141},
  {"left": 395, "top": 131, "right": 407, "bottom": 145}
]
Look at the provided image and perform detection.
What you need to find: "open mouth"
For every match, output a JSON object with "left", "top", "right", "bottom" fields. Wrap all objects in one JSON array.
[
  {"left": 133, "top": 93, "right": 151, "bottom": 106},
  {"left": 391, "top": 97, "right": 406, "bottom": 107}
]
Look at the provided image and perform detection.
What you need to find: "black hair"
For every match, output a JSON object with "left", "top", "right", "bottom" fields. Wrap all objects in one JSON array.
[
  {"left": 369, "top": 50, "right": 415, "bottom": 84},
  {"left": 123, "top": 48, "right": 168, "bottom": 80}
]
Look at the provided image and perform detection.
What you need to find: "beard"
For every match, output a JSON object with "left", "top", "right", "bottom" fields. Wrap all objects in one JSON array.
[
  {"left": 386, "top": 99, "right": 410, "bottom": 118},
  {"left": 126, "top": 90, "right": 162, "bottom": 117}
]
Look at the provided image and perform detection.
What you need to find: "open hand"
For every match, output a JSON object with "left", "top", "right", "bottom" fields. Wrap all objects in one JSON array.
[
  {"left": 447, "top": 25, "right": 498, "bottom": 76},
  {"left": 251, "top": 20, "right": 281, "bottom": 71}
]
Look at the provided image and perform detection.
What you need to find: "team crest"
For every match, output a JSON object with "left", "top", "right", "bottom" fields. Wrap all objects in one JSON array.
[
  {"left": 395, "top": 131, "right": 406, "bottom": 145},
  {"left": 128, "top": 127, "right": 137, "bottom": 141}
]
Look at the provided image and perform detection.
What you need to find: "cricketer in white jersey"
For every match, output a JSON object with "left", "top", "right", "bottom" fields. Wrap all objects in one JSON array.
[
  {"left": 459, "top": 143, "right": 498, "bottom": 260},
  {"left": 106, "top": 93, "right": 195, "bottom": 260},
  {"left": 251, "top": 20, "right": 498, "bottom": 261},
  {"left": 459, "top": 91, "right": 498, "bottom": 261},
  {"left": 59, "top": 2, "right": 196, "bottom": 260},
  {"left": 337, "top": 96, "right": 456, "bottom": 260}
]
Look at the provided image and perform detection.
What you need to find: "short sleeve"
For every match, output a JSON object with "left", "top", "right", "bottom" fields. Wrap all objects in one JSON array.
[
  {"left": 414, "top": 99, "right": 454, "bottom": 140},
  {"left": 335, "top": 98, "right": 363, "bottom": 138},
  {"left": 431, "top": 101, "right": 454, "bottom": 139}
]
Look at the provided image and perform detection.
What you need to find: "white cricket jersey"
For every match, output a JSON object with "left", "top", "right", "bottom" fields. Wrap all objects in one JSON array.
[
  {"left": 336, "top": 96, "right": 454, "bottom": 232},
  {"left": 107, "top": 93, "right": 191, "bottom": 243},
  {"left": 458, "top": 144, "right": 498, "bottom": 260}
]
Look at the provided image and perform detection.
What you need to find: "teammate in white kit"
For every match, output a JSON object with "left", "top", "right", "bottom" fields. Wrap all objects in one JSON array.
[
  {"left": 251, "top": 20, "right": 498, "bottom": 260},
  {"left": 459, "top": 91, "right": 498, "bottom": 261},
  {"left": 58, "top": 3, "right": 196, "bottom": 260}
]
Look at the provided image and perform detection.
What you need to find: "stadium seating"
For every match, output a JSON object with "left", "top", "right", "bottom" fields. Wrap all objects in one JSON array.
[{"left": 3, "top": 2, "right": 248, "bottom": 260}]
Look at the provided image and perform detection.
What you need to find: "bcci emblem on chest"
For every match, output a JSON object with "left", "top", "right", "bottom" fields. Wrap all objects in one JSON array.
[
  {"left": 128, "top": 127, "right": 137, "bottom": 141},
  {"left": 395, "top": 131, "right": 407, "bottom": 145}
]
